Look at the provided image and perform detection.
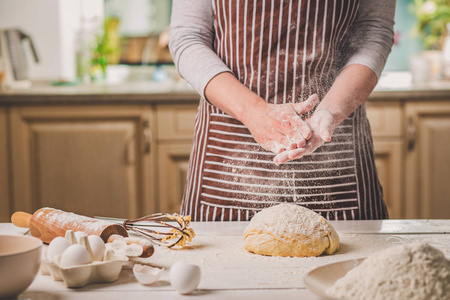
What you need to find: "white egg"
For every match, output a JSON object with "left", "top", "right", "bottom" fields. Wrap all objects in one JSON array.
[
  {"left": 88, "top": 235, "right": 106, "bottom": 261},
  {"left": 60, "top": 244, "right": 91, "bottom": 268},
  {"left": 74, "top": 231, "right": 88, "bottom": 243},
  {"left": 170, "top": 261, "right": 201, "bottom": 294},
  {"left": 47, "top": 236, "right": 71, "bottom": 261}
]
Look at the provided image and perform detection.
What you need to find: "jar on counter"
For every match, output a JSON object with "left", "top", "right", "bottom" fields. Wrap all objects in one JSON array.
[
  {"left": 409, "top": 53, "right": 431, "bottom": 87},
  {"left": 442, "top": 23, "right": 450, "bottom": 79},
  {"left": 75, "top": 18, "right": 96, "bottom": 84}
]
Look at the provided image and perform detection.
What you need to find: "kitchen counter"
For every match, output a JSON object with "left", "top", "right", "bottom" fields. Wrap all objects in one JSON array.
[
  {"left": 2, "top": 220, "right": 450, "bottom": 300},
  {"left": 1, "top": 73, "right": 450, "bottom": 105},
  {"left": 0, "top": 80, "right": 200, "bottom": 105}
]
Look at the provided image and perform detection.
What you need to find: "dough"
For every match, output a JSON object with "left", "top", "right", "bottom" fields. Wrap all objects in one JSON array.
[{"left": 243, "top": 203, "right": 340, "bottom": 257}]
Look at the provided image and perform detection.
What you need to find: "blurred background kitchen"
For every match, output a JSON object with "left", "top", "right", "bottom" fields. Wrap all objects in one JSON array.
[{"left": 0, "top": 0, "right": 449, "bottom": 222}]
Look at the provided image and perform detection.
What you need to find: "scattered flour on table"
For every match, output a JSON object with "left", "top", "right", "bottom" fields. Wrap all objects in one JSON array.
[
  {"left": 327, "top": 242, "right": 450, "bottom": 300},
  {"left": 130, "top": 233, "right": 447, "bottom": 290}
]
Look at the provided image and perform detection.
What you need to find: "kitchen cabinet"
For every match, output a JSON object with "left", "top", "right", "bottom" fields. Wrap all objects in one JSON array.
[
  {"left": 1, "top": 82, "right": 450, "bottom": 221},
  {"left": 372, "top": 140, "right": 404, "bottom": 219},
  {"left": 404, "top": 101, "right": 450, "bottom": 219},
  {"left": 8, "top": 106, "right": 156, "bottom": 220},
  {"left": 157, "top": 143, "right": 192, "bottom": 214},
  {"left": 156, "top": 104, "right": 196, "bottom": 214},
  {"left": 0, "top": 108, "right": 10, "bottom": 222},
  {"left": 366, "top": 102, "right": 404, "bottom": 219}
]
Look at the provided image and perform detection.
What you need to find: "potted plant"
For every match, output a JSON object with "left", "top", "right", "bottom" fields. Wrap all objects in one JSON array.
[
  {"left": 410, "top": 0, "right": 450, "bottom": 79},
  {"left": 91, "top": 17, "right": 121, "bottom": 81},
  {"left": 411, "top": 0, "right": 450, "bottom": 50}
]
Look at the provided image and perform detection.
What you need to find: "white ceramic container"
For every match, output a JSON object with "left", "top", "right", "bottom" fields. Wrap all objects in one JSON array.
[{"left": 0, "top": 235, "right": 42, "bottom": 298}]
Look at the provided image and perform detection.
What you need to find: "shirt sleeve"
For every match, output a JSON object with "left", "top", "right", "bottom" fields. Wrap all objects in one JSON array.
[
  {"left": 169, "top": 0, "right": 232, "bottom": 99},
  {"left": 342, "top": 0, "right": 396, "bottom": 78}
]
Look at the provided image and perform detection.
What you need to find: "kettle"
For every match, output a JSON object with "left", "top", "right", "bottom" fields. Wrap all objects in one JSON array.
[{"left": 0, "top": 28, "right": 39, "bottom": 89}]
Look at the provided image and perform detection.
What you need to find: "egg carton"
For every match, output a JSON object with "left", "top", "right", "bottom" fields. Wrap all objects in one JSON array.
[{"left": 41, "top": 230, "right": 131, "bottom": 288}]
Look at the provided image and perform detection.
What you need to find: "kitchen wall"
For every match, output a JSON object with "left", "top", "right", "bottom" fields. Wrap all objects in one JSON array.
[
  {"left": 384, "top": 0, "right": 422, "bottom": 72},
  {"left": 0, "top": 0, "right": 103, "bottom": 81},
  {"left": 104, "top": 0, "right": 172, "bottom": 65},
  {"left": 105, "top": 0, "right": 171, "bottom": 36},
  {"left": 0, "top": 0, "right": 421, "bottom": 81},
  {"left": 103, "top": 0, "right": 420, "bottom": 72}
]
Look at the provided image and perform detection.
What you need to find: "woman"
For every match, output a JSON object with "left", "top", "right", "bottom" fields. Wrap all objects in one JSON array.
[{"left": 169, "top": 0, "right": 396, "bottom": 221}]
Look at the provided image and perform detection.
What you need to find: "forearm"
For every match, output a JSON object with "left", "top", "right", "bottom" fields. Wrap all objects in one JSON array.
[
  {"left": 318, "top": 0, "right": 395, "bottom": 121},
  {"left": 316, "top": 64, "right": 377, "bottom": 125},
  {"left": 204, "top": 72, "right": 267, "bottom": 122}
]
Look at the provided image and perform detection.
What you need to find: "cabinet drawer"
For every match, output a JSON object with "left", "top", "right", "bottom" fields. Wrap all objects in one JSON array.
[
  {"left": 156, "top": 105, "right": 197, "bottom": 140},
  {"left": 366, "top": 102, "right": 402, "bottom": 137}
]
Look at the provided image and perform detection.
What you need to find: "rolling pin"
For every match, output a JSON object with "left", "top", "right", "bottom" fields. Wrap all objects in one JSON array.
[
  {"left": 11, "top": 208, "right": 155, "bottom": 258},
  {"left": 11, "top": 207, "right": 128, "bottom": 244}
]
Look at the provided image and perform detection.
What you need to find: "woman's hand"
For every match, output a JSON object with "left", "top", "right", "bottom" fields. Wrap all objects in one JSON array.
[
  {"left": 273, "top": 109, "right": 337, "bottom": 164},
  {"left": 242, "top": 94, "right": 319, "bottom": 154},
  {"left": 272, "top": 65, "right": 380, "bottom": 165}
]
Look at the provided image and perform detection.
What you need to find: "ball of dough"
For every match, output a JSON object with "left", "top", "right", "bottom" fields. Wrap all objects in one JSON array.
[{"left": 243, "top": 203, "right": 340, "bottom": 257}]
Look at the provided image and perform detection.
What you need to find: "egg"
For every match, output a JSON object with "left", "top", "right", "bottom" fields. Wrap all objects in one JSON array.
[
  {"left": 87, "top": 235, "right": 106, "bottom": 261},
  {"left": 170, "top": 261, "right": 201, "bottom": 294},
  {"left": 47, "top": 236, "right": 71, "bottom": 262},
  {"left": 60, "top": 244, "right": 91, "bottom": 268}
]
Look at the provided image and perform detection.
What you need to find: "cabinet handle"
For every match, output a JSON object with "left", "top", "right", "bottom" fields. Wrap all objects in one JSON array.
[
  {"left": 126, "top": 139, "right": 136, "bottom": 164},
  {"left": 143, "top": 120, "right": 151, "bottom": 154},
  {"left": 407, "top": 117, "right": 416, "bottom": 151}
]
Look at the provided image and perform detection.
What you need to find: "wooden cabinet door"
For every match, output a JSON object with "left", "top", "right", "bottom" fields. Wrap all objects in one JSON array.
[
  {"left": 367, "top": 101, "right": 404, "bottom": 219},
  {"left": 9, "top": 106, "right": 155, "bottom": 219},
  {"left": 373, "top": 139, "right": 404, "bottom": 219},
  {"left": 405, "top": 102, "right": 450, "bottom": 219},
  {"left": 0, "top": 108, "right": 11, "bottom": 222},
  {"left": 156, "top": 104, "right": 196, "bottom": 214},
  {"left": 157, "top": 143, "right": 192, "bottom": 214}
]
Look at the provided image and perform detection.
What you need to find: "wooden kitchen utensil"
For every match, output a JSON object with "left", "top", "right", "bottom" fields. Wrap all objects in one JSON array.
[{"left": 11, "top": 207, "right": 128, "bottom": 244}]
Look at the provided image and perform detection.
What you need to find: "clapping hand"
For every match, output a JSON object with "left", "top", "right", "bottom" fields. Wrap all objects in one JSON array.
[
  {"left": 273, "top": 109, "right": 337, "bottom": 165},
  {"left": 245, "top": 94, "right": 320, "bottom": 154}
]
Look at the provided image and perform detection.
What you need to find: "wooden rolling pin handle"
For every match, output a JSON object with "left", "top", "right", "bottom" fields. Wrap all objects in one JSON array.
[{"left": 11, "top": 211, "right": 32, "bottom": 228}]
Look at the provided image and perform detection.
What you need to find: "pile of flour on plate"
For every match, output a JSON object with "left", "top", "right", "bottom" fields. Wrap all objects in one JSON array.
[{"left": 327, "top": 242, "right": 450, "bottom": 300}]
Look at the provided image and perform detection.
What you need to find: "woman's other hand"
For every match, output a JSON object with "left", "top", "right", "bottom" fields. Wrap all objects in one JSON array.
[
  {"left": 243, "top": 94, "right": 319, "bottom": 154},
  {"left": 273, "top": 109, "right": 337, "bottom": 164}
]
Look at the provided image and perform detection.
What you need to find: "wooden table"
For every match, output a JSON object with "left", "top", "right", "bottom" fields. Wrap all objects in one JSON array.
[{"left": 2, "top": 220, "right": 450, "bottom": 300}]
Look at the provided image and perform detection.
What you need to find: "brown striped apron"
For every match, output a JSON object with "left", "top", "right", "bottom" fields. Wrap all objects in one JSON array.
[{"left": 181, "top": 0, "right": 388, "bottom": 221}]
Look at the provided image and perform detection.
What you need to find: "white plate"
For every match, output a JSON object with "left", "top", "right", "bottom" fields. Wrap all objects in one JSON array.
[{"left": 303, "top": 258, "right": 365, "bottom": 299}]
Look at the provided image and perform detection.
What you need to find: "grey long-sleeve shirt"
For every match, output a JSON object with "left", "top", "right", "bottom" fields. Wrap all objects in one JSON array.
[{"left": 169, "top": 0, "right": 396, "bottom": 100}]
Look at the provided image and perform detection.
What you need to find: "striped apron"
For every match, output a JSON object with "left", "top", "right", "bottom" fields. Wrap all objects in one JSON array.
[{"left": 181, "top": 0, "right": 389, "bottom": 221}]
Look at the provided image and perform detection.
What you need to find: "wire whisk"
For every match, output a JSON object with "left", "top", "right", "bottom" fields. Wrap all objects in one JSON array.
[{"left": 121, "top": 213, "right": 195, "bottom": 248}]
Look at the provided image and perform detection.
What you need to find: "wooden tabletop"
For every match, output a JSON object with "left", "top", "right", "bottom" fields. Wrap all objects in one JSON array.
[{"left": 2, "top": 220, "right": 450, "bottom": 300}]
